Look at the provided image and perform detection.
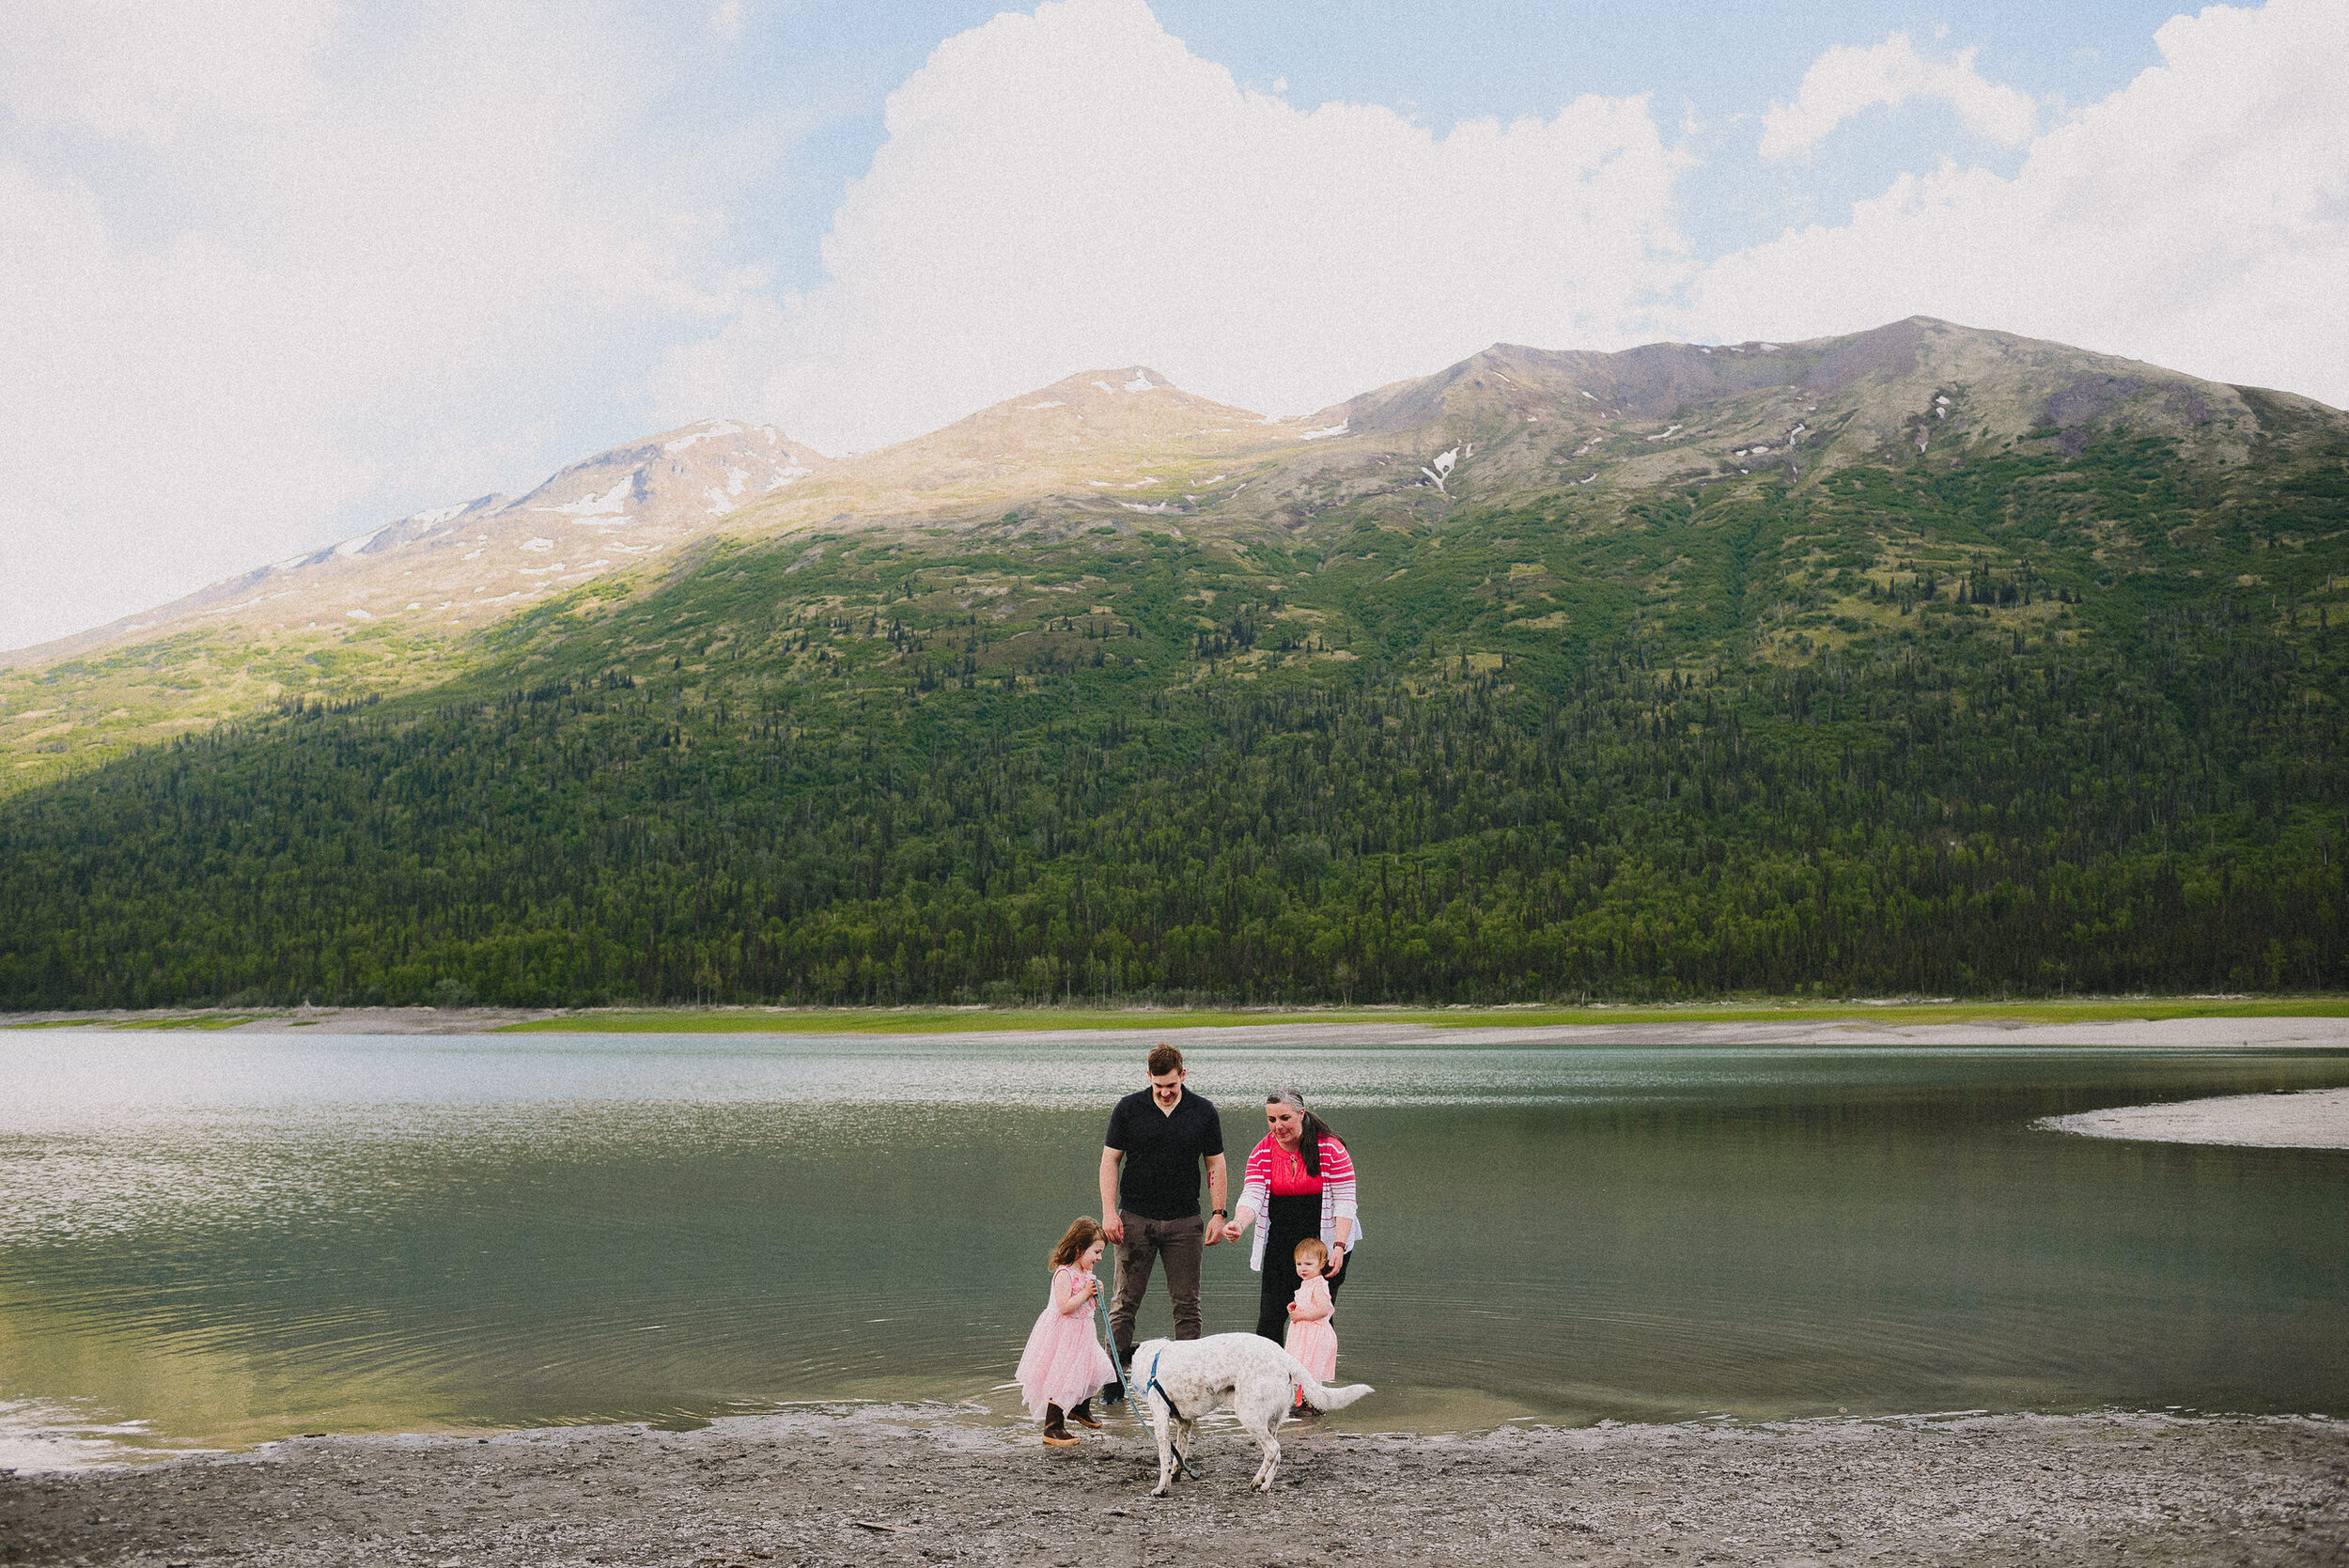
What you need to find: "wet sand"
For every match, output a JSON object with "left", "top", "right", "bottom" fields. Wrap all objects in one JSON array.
[
  {"left": 2041, "top": 1087, "right": 2349, "bottom": 1149},
  {"left": 3, "top": 1407, "right": 2343, "bottom": 1568}
]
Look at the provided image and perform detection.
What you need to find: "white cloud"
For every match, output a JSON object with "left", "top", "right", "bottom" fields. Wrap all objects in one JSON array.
[
  {"left": 1758, "top": 31, "right": 2038, "bottom": 160},
  {"left": 655, "top": 0, "right": 1690, "bottom": 454},
  {"left": 0, "top": 0, "right": 334, "bottom": 147},
  {"left": 0, "top": 2, "right": 767, "bottom": 651},
  {"left": 1695, "top": 0, "right": 2349, "bottom": 409}
]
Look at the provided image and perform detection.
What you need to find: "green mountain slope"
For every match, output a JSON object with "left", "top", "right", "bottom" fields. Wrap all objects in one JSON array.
[{"left": 4, "top": 322, "right": 2345, "bottom": 1006}]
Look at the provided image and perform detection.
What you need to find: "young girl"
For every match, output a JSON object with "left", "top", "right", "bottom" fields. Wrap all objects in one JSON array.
[
  {"left": 1014, "top": 1217, "right": 1116, "bottom": 1446},
  {"left": 1283, "top": 1236, "right": 1339, "bottom": 1400}
]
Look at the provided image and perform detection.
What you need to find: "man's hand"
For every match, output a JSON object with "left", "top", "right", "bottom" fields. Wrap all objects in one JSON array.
[
  {"left": 1098, "top": 1147, "right": 1124, "bottom": 1246},
  {"left": 1203, "top": 1216, "right": 1223, "bottom": 1247}
]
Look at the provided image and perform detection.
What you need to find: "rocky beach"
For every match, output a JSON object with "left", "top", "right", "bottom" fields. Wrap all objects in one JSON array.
[{"left": 5, "top": 1407, "right": 2346, "bottom": 1568}]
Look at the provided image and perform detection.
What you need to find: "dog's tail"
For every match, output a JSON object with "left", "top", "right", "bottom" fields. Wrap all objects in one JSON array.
[{"left": 1292, "top": 1363, "right": 1375, "bottom": 1413}]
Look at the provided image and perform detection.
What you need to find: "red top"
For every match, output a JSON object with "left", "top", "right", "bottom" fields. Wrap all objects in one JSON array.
[{"left": 1246, "top": 1135, "right": 1355, "bottom": 1197}]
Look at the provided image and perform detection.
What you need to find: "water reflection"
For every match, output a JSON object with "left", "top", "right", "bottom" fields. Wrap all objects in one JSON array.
[{"left": 2, "top": 1032, "right": 2345, "bottom": 1461}]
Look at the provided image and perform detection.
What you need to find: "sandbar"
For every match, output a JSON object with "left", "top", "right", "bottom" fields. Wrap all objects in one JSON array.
[{"left": 2041, "top": 1087, "right": 2349, "bottom": 1148}]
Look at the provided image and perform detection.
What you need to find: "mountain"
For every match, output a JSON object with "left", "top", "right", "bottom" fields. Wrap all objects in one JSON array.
[
  {"left": 719, "top": 317, "right": 2297, "bottom": 543},
  {"left": 10, "top": 319, "right": 2322, "bottom": 797},
  {"left": 0, "top": 418, "right": 824, "bottom": 788},
  {"left": 3, "top": 318, "right": 2345, "bottom": 1007}
]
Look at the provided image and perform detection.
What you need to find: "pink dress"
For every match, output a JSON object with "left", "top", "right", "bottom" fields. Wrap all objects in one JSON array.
[
  {"left": 1014, "top": 1265, "right": 1115, "bottom": 1419},
  {"left": 1284, "top": 1276, "right": 1337, "bottom": 1382}
]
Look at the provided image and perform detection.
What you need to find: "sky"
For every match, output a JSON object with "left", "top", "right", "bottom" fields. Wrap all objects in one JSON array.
[{"left": 4, "top": 0, "right": 2345, "bottom": 650}]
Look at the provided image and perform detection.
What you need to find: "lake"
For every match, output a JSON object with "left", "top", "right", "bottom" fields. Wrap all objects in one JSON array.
[{"left": 4, "top": 1029, "right": 2346, "bottom": 1463}]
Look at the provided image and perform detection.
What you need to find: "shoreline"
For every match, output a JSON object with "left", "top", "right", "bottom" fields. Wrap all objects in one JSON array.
[
  {"left": 8, "top": 999, "right": 2349, "bottom": 1048},
  {"left": 3, "top": 1406, "right": 2342, "bottom": 1567}
]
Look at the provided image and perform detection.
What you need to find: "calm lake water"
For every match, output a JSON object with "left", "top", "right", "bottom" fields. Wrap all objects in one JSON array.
[{"left": 4, "top": 1031, "right": 2347, "bottom": 1461}]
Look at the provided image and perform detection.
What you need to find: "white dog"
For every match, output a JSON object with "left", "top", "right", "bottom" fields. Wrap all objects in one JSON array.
[{"left": 1128, "top": 1332, "right": 1374, "bottom": 1495}]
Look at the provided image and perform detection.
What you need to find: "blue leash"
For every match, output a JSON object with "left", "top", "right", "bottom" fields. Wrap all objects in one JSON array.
[
  {"left": 1142, "top": 1346, "right": 1195, "bottom": 1479},
  {"left": 1094, "top": 1276, "right": 1132, "bottom": 1405}
]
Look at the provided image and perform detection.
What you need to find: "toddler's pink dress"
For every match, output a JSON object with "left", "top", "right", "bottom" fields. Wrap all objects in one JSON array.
[
  {"left": 1284, "top": 1275, "right": 1337, "bottom": 1382},
  {"left": 1014, "top": 1265, "right": 1115, "bottom": 1419}
]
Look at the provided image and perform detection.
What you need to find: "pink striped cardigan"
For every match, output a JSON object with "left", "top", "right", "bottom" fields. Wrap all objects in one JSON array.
[{"left": 1236, "top": 1135, "right": 1362, "bottom": 1272}]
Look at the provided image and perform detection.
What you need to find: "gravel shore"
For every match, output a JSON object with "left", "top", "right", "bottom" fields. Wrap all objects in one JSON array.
[{"left": 4, "top": 1408, "right": 2343, "bottom": 1568}]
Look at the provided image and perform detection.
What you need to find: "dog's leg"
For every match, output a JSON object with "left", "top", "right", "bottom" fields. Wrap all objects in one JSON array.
[
  {"left": 1235, "top": 1388, "right": 1283, "bottom": 1492},
  {"left": 1252, "top": 1426, "right": 1282, "bottom": 1491},
  {"left": 1148, "top": 1397, "right": 1177, "bottom": 1497}
]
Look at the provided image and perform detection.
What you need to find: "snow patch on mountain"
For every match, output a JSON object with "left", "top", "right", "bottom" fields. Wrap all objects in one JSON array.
[
  {"left": 664, "top": 420, "right": 743, "bottom": 454},
  {"left": 1298, "top": 420, "right": 1349, "bottom": 441},
  {"left": 1422, "top": 444, "right": 1463, "bottom": 493},
  {"left": 545, "top": 479, "right": 635, "bottom": 517}
]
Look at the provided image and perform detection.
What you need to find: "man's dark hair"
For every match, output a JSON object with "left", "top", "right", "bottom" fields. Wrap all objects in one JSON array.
[{"left": 1147, "top": 1043, "right": 1184, "bottom": 1077}]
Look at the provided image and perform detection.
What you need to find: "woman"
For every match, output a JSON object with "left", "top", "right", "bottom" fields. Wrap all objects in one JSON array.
[{"left": 1221, "top": 1090, "right": 1361, "bottom": 1345}]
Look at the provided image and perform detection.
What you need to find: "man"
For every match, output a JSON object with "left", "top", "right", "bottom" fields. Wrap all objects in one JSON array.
[{"left": 1099, "top": 1043, "right": 1227, "bottom": 1396}]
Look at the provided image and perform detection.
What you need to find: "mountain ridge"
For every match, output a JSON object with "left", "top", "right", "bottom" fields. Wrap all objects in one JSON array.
[{"left": 4, "top": 318, "right": 2343, "bottom": 795}]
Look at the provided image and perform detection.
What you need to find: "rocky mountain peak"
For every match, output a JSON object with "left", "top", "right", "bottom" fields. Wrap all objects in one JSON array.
[{"left": 3, "top": 418, "right": 827, "bottom": 668}]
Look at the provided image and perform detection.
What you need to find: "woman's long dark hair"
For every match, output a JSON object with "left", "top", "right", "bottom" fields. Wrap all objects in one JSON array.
[{"left": 1270, "top": 1093, "right": 1342, "bottom": 1178}]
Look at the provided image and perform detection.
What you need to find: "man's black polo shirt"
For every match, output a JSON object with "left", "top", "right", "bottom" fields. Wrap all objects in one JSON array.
[{"left": 1105, "top": 1088, "right": 1225, "bottom": 1220}]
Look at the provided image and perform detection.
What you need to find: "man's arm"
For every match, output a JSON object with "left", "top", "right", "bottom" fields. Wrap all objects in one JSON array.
[
  {"left": 1099, "top": 1145, "right": 1126, "bottom": 1243},
  {"left": 1202, "top": 1152, "right": 1228, "bottom": 1246}
]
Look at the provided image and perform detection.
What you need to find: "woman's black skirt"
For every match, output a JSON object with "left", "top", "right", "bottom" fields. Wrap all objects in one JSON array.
[{"left": 1253, "top": 1191, "right": 1351, "bottom": 1343}]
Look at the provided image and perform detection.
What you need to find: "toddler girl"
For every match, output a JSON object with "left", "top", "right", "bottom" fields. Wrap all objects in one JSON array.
[
  {"left": 1014, "top": 1217, "right": 1116, "bottom": 1446},
  {"left": 1284, "top": 1236, "right": 1338, "bottom": 1397}
]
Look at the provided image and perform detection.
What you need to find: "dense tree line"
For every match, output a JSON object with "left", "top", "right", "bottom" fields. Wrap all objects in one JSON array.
[{"left": 3, "top": 430, "right": 2344, "bottom": 1006}]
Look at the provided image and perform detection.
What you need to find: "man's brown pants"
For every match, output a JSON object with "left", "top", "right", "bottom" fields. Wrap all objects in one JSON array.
[{"left": 1108, "top": 1209, "right": 1206, "bottom": 1365}]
